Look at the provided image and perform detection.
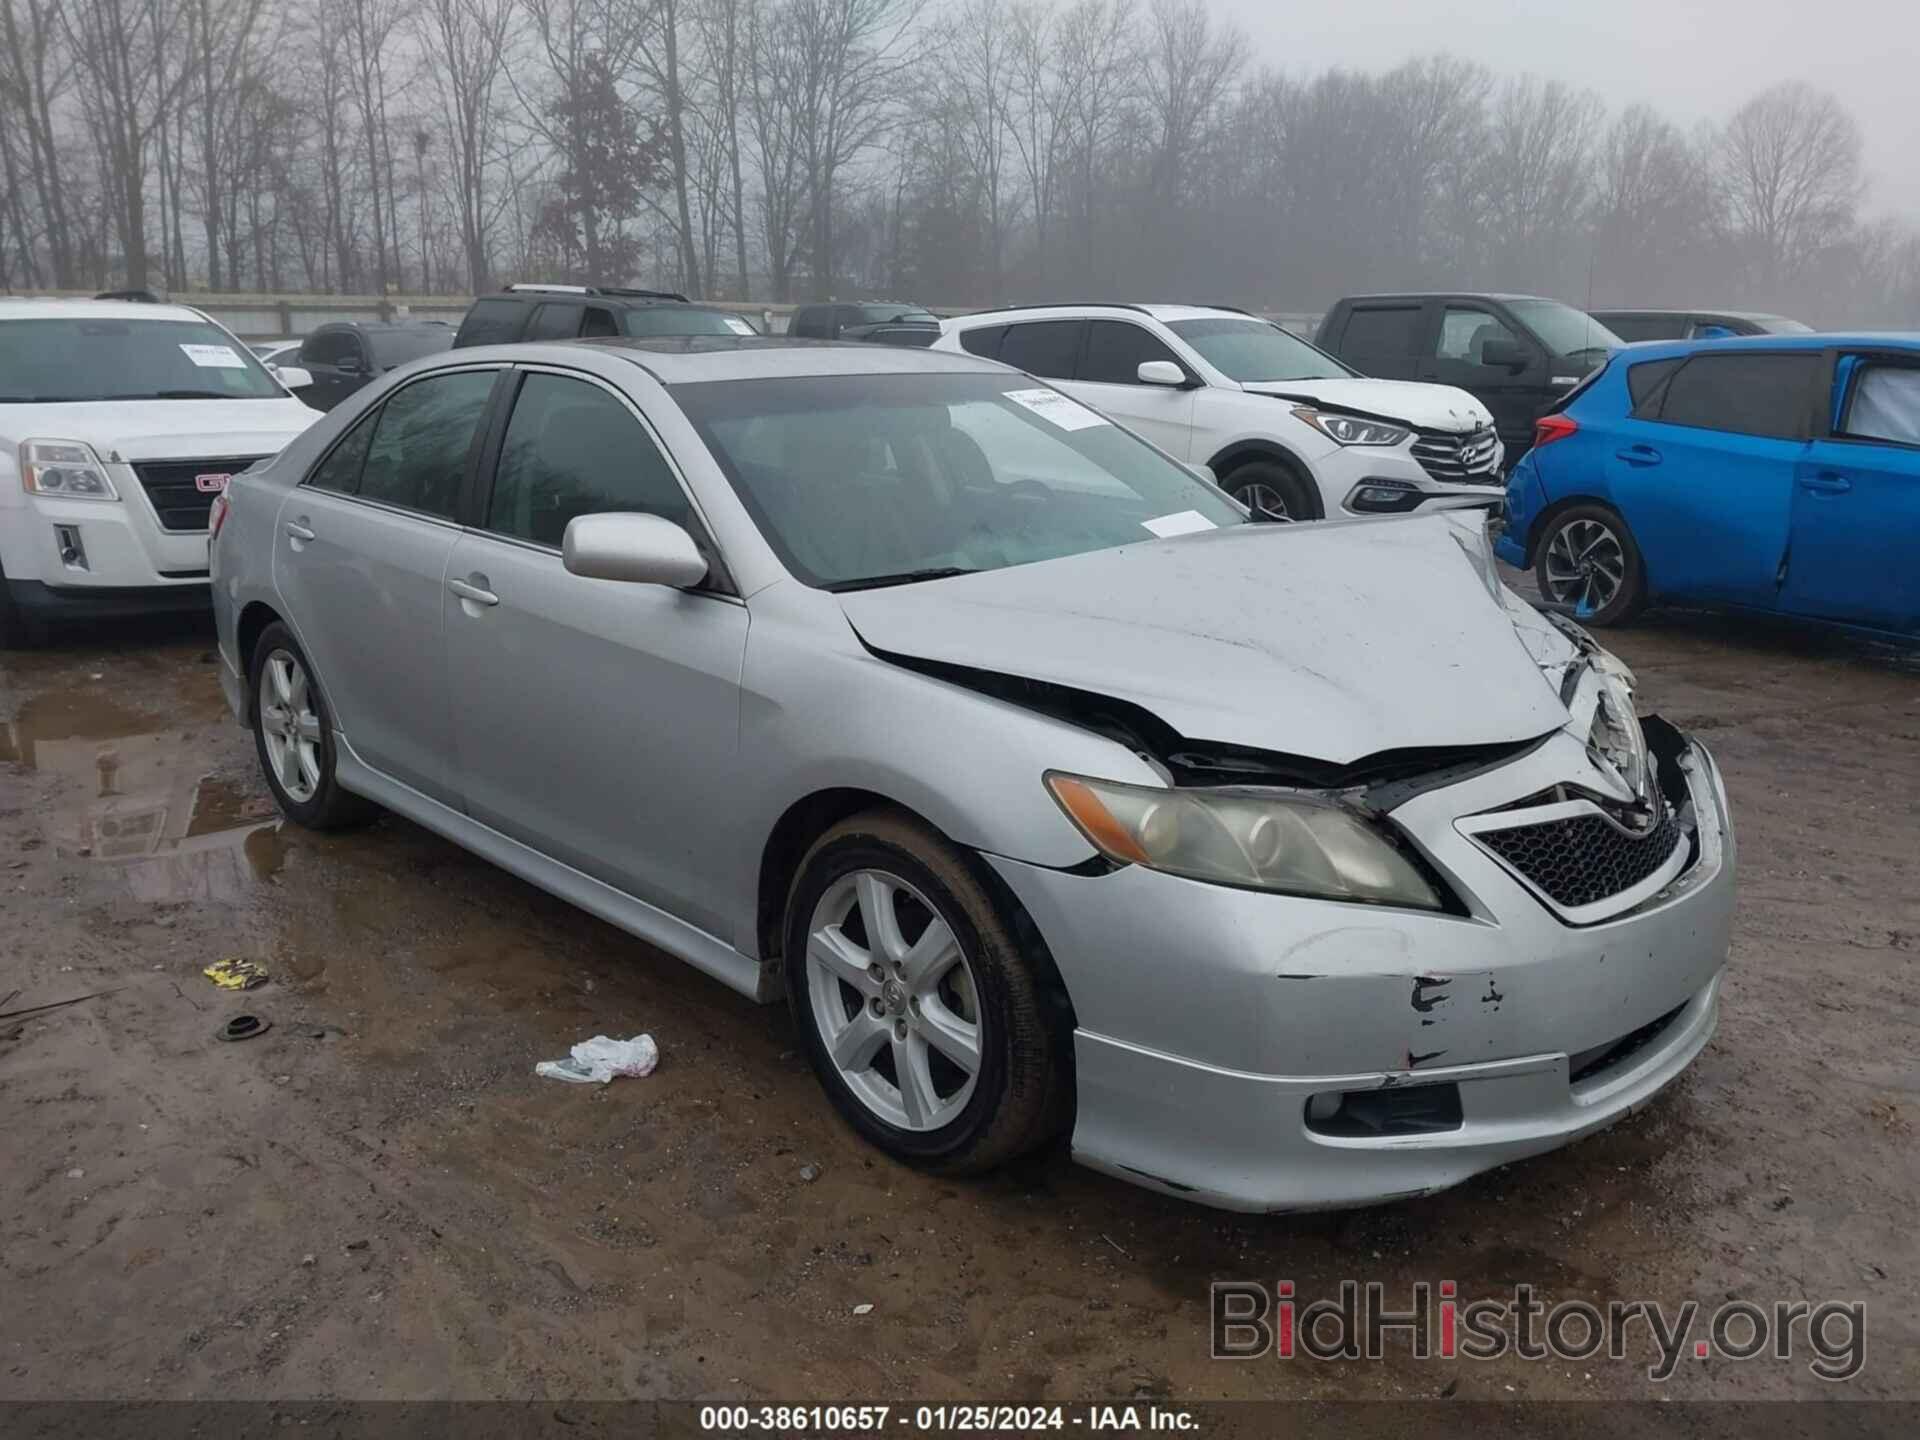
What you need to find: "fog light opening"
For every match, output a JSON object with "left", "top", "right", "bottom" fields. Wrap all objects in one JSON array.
[
  {"left": 1346, "top": 480, "right": 1424, "bottom": 515},
  {"left": 1304, "top": 1080, "right": 1464, "bottom": 1138},
  {"left": 54, "top": 524, "right": 88, "bottom": 571}
]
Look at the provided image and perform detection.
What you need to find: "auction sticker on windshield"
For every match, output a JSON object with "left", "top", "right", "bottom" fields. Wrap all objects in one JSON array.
[
  {"left": 180, "top": 344, "right": 246, "bottom": 369},
  {"left": 723, "top": 316, "right": 756, "bottom": 336},
  {"left": 1004, "top": 387, "right": 1109, "bottom": 432},
  {"left": 1142, "top": 510, "right": 1217, "bottom": 538}
]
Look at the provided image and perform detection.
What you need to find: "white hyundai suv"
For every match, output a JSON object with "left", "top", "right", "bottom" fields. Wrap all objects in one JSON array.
[
  {"left": 935, "top": 304, "right": 1504, "bottom": 521},
  {"left": 0, "top": 299, "right": 319, "bottom": 646}
]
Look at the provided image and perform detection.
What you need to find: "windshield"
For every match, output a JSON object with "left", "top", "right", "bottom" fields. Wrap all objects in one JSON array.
[
  {"left": 626, "top": 307, "right": 759, "bottom": 338},
  {"left": 1754, "top": 315, "right": 1813, "bottom": 334},
  {"left": 1167, "top": 318, "right": 1353, "bottom": 383},
  {"left": 858, "top": 305, "right": 938, "bottom": 325},
  {"left": 0, "top": 317, "right": 287, "bottom": 401},
  {"left": 1506, "top": 299, "right": 1623, "bottom": 359},
  {"left": 675, "top": 373, "right": 1246, "bottom": 590}
]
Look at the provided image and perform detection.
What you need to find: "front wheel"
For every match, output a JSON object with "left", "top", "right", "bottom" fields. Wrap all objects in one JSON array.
[
  {"left": 1534, "top": 504, "right": 1648, "bottom": 626},
  {"left": 1220, "top": 458, "right": 1320, "bottom": 522},
  {"left": 783, "top": 810, "right": 1068, "bottom": 1174}
]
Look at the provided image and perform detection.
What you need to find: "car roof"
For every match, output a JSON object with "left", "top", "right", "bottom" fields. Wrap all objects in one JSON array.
[
  {"left": 1595, "top": 308, "right": 1791, "bottom": 323},
  {"left": 445, "top": 335, "right": 1009, "bottom": 383},
  {"left": 1335, "top": 292, "right": 1547, "bottom": 303},
  {"left": 0, "top": 297, "right": 215, "bottom": 324},
  {"left": 949, "top": 303, "right": 1253, "bottom": 325},
  {"left": 1608, "top": 333, "right": 1920, "bottom": 361}
]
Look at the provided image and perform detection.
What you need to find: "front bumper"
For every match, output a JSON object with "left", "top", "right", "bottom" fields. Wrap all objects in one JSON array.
[
  {"left": 0, "top": 469, "right": 212, "bottom": 596},
  {"left": 5, "top": 576, "right": 210, "bottom": 621},
  {"left": 1309, "top": 443, "right": 1506, "bottom": 519},
  {"left": 988, "top": 731, "right": 1734, "bottom": 1212}
]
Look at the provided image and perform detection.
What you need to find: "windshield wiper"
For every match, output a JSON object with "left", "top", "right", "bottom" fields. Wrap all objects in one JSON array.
[
  {"left": 826, "top": 566, "right": 978, "bottom": 593},
  {"left": 151, "top": 389, "right": 245, "bottom": 399}
]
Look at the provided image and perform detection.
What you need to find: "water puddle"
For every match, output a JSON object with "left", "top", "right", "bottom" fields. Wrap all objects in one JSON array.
[{"left": 0, "top": 684, "right": 282, "bottom": 901}]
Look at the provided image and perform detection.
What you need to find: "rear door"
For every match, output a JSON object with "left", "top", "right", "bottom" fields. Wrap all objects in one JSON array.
[
  {"left": 1784, "top": 351, "right": 1920, "bottom": 632},
  {"left": 1327, "top": 301, "right": 1423, "bottom": 379},
  {"left": 1061, "top": 319, "right": 1195, "bottom": 457},
  {"left": 274, "top": 365, "right": 501, "bottom": 803},
  {"left": 1418, "top": 302, "right": 1547, "bottom": 457},
  {"left": 297, "top": 331, "right": 366, "bottom": 413},
  {"left": 1611, "top": 350, "right": 1821, "bottom": 608},
  {"left": 442, "top": 366, "right": 748, "bottom": 933}
]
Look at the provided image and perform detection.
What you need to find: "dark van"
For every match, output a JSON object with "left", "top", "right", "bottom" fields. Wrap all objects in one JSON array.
[{"left": 1316, "top": 293, "right": 1622, "bottom": 461}]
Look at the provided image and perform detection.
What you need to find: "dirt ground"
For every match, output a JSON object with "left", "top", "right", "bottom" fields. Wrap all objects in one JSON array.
[{"left": 2, "top": 596, "right": 1916, "bottom": 1408}]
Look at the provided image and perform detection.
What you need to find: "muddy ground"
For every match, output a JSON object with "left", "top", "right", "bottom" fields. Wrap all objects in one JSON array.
[{"left": 2, "top": 598, "right": 1916, "bottom": 1408}]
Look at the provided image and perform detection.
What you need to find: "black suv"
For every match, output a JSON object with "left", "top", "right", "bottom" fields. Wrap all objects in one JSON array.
[
  {"left": 1589, "top": 309, "right": 1812, "bottom": 342},
  {"left": 788, "top": 302, "right": 941, "bottom": 346},
  {"left": 1316, "top": 292, "right": 1622, "bottom": 461},
  {"left": 452, "top": 284, "right": 761, "bottom": 348},
  {"left": 293, "top": 321, "right": 455, "bottom": 412}
]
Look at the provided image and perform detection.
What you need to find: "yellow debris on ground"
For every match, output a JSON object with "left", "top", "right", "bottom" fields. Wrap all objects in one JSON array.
[{"left": 202, "top": 958, "right": 269, "bottom": 990}]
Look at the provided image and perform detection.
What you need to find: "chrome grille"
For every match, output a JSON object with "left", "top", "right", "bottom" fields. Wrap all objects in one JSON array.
[
  {"left": 131, "top": 456, "right": 265, "bottom": 532},
  {"left": 1411, "top": 427, "right": 1500, "bottom": 485},
  {"left": 1475, "top": 806, "right": 1683, "bottom": 910}
]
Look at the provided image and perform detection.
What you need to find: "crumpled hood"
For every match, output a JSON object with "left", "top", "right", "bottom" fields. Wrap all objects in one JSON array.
[
  {"left": 7, "top": 398, "right": 318, "bottom": 462},
  {"left": 840, "top": 517, "right": 1574, "bottom": 764},
  {"left": 1240, "top": 377, "right": 1494, "bottom": 433}
]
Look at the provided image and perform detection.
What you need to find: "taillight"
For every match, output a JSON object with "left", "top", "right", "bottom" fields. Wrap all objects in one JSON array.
[
  {"left": 1533, "top": 414, "right": 1579, "bottom": 449},
  {"left": 208, "top": 491, "right": 231, "bottom": 543}
]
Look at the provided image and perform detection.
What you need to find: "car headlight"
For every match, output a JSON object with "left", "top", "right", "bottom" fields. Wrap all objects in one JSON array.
[
  {"left": 20, "top": 440, "right": 118, "bottom": 500},
  {"left": 1292, "top": 408, "right": 1411, "bottom": 447},
  {"left": 1046, "top": 772, "right": 1445, "bottom": 909}
]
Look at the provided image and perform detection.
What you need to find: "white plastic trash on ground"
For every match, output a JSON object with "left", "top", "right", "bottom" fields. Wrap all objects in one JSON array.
[{"left": 535, "top": 1034, "right": 659, "bottom": 1085}]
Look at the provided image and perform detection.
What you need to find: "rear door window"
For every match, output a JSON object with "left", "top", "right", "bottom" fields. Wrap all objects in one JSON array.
[
  {"left": 458, "top": 298, "right": 523, "bottom": 347},
  {"left": 356, "top": 369, "right": 497, "bottom": 519},
  {"left": 1649, "top": 354, "right": 1822, "bottom": 439},
  {"left": 1627, "top": 358, "right": 1685, "bottom": 411},
  {"left": 1606, "top": 315, "right": 1685, "bottom": 343},
  {"left": 305, "top": 413, "right": 377, "bottom": 494},
  {"left": 1337, "top": 305, "right": 1421, "bottom": 358},
  {"left": 526, "top": 303, "right": 585, "bottom": 341},
  {"left": 580, "top": 307, "right": 619, "bottom": 338},
  {"left": 301, "top": 331, "right": 356, "bottom": 366},
  {"left": 1078, "top": 320, "right": 1181, "bottom": 385},
  {"left": 998, "top": 320, "right": 1083, "bottom": 380}
]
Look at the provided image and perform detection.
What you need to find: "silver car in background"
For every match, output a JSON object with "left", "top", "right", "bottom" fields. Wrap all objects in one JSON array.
[{"left": 209, "top": 337, "right": 1734, "bottom": 1211}]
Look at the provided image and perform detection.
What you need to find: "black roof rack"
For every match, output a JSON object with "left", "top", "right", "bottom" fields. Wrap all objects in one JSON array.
[{"left": 502, "top": 282, "right": 689, "bottom": 303}]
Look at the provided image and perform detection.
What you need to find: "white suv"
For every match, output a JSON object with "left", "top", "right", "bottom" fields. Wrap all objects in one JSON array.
[
  {"left": 935, "top": 304, "right": 1503, "bottom": 521},
  {"left": 0, "top": 298, "right": 319, "bottom": 645}
]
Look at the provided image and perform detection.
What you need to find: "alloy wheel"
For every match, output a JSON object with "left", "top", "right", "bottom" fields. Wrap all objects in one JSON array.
[
  {"left": 1234, "top": 480, "right": 1292, "bottom": 521},
  {"left": 1542, "top": 517, "right": 1626, "bottom": 616},
  {"left": 805, "top": 869, "right": 983, "bottom": 1132},
  {"left": 259, "top": 647, "right": 323, "bottom": 804}
]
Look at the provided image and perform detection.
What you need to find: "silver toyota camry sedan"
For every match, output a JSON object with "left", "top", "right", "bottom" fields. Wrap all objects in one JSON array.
[{"left": 209, "top": 337, "right": 1735, "bottom": 1212}]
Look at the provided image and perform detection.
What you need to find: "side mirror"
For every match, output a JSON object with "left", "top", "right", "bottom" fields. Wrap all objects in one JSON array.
[
  {"left": 1138, "top": 360, "right": 1189, "bottom": 387},
  {"left": 1479, "top": 338, "right": 1530, "bottom": 373},
  {"left": 562, "top": 512, "right": 708, "bottom": 589},
  {"left": 275, "top": 365, "right": 313, "bottom": 390}
]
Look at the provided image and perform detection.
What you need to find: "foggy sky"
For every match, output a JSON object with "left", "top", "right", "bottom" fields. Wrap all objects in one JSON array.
[{"left": 1209, "top": 0, "right": 1920, "bottom": 220}]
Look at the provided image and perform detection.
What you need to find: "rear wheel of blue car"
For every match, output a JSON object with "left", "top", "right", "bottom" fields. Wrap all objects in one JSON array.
[
  {"left": 1536, "top": 504, "right": 1647, "bottom": 626},
  {"left": 784, "top": 810, "right": 1068, "bottom": 1174}
]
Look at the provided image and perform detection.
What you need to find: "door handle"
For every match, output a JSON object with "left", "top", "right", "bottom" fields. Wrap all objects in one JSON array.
[
  {"left": 1615, "top": 445, "right": 1662, "bottom": 466},
  {"left": 284, "top": 519, "right": 315, "bottom": 543},
  {"left": 448, "top": 577, "right": 499, "bottom": 607},
  {"left": 1799, "top": 471, "right": 1852, "bottom": 495}
]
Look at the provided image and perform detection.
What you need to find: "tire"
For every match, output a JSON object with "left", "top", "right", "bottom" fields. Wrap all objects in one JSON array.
[
  {"left": 0, "top": 560, "right": 46, "bottom": 650},
  {"left": 1533, "top": 503, "right": 1648, "bottom": 627},
  {"left": 1219, "top": 456, "right": 1321, "bottom": 522},
  {"left": 248, "top": 622, "right": 376, "bottom": 829},
  {"left": 783, "top": 809, "right": 1068, "bottom": 1175}
]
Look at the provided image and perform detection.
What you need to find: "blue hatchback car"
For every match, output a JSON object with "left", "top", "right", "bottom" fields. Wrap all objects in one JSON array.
[{"left": 1497, "top": 334, "right": 1920, "bottom": 637}]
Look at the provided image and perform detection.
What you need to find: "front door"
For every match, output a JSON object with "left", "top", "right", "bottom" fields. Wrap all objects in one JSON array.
[
  {"left": 273, "top": 365, "right": 500, "bottom": 803},
  {"left": 1058, "top": 319, "right": 1195, "bottom": 458},
  {"left": 443, "top": 367, "right": 749, "bottom": 935},
  {"left": 1418, "top": 302, "right": 1547, "bottom": 458},
  {"left": 1785, "top": 353, "right": 1920, "bottom": 633}
]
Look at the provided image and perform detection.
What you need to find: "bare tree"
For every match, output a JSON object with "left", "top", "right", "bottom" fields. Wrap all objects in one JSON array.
[
  {"left": 1714, "top": 81, "right": 1862, "bottom": 294},
  {"left": 416, "top": 0, "right": 515, "bottom": 291},
  {"left": 0, "top": 0, "right": 79, "bottom": 285}
]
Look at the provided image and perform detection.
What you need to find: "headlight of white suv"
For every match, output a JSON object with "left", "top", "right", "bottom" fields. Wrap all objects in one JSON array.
[
  {"left": 1046, "top": 772, "right": 1445, "bottom": 909},
  {"left": 1291, "top": 408, "right": 1411, "bottom": 447},
  {"left": 20, "top": 440, "right": 118, "bottom": 500}
]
